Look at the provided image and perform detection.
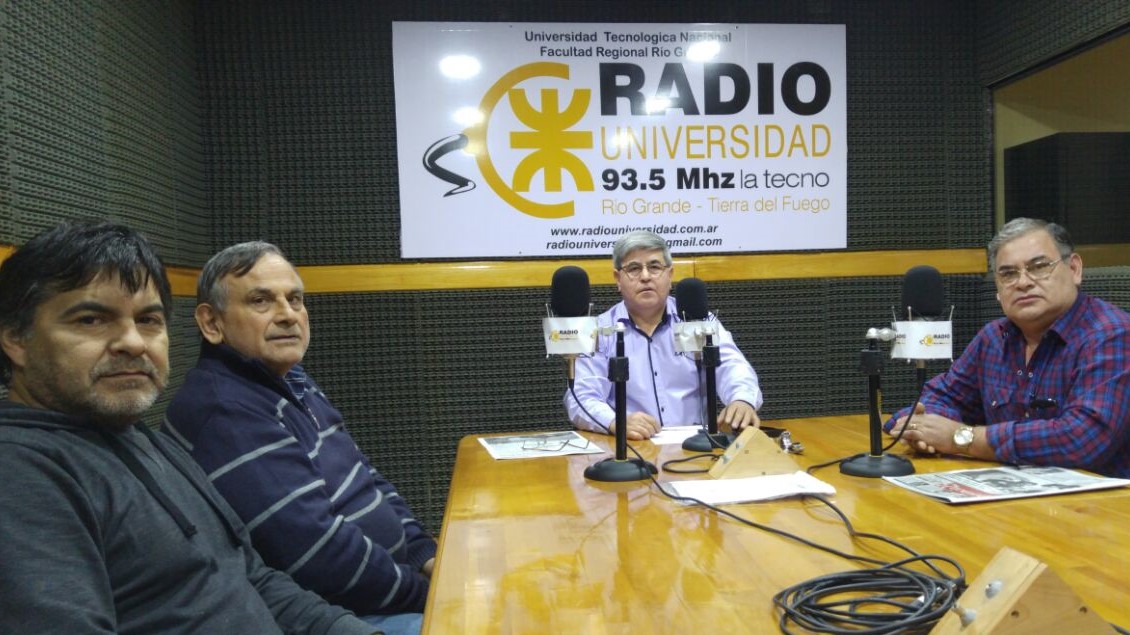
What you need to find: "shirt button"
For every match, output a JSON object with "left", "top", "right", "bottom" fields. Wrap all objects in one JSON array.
[
  {"left": 1016, "top": 370, "right": 1023, "bottom": 376},
  {"left": 1027, "top": 372, "right": 1033, "bottom": 378},
  {"left": 991, "top": 400, "right": 998, "bottom": 406}
]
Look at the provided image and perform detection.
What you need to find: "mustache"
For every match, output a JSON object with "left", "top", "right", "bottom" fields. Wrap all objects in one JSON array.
[
  {"left": 91, "top": 359, "right": 164, "bottom": 384},
  {"left": 268, "top": 330, "right": 303, "bottom": 339}
]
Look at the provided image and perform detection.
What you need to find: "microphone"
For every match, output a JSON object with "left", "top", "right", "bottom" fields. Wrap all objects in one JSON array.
[
  {"left": 673, "top": 278, "right": 730, "bottom": 452},
  {"left": 673, "top": 277, "right": 714, "bottom": 354},
  {"left": 543, "top": 266, "right": 597, "bottom": 386},
  {"left": 890, "top": 265, "right": 954, "bottom": 392},
  {"left": 839, "top": 327, "right": 915, "bottom": 479},
  {"left": 551, "top": 265, "right": 591, "bottom": 318},
  {"left": 900, "top": 265, "right": 946, "bottom": 319},
  {"left": 547, "top": 269, "right": 653, "bottom": 484},
  {"left": 840, "top": 268, "right": 950, "bottom": 478},
  {"left": 676, "top": 277, "right": 709, "bottom": 320},
  {"left": 583, "top": 322, "right": 657, "bottom": 483}
]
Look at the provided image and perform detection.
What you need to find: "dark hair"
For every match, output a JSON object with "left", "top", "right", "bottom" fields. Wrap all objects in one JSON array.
[
  {"left": 0, "top": 220, "right": 172, "bottom": 385},
  {"left": 197, "top": 241, "right": 289, "bottom": 310}
]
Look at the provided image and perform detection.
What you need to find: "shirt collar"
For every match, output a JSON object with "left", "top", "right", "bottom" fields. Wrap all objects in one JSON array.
[
  {"left": 283, "top": 367, "right": 310, "bottom": 403},
  {"left": 1045, "top": 291, "right": 1088, "bottom": 341},
  {"left": 203, "top": 340, "right": 309, "bottom": 392},
  {"left": 611, "top": 297, "right": 675, "bottom": 335},
  {"left": 999, "top": 291, "right": 1087, "bottom": 344}
]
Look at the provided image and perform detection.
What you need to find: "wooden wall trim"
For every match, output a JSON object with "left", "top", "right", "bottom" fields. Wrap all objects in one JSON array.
[
  {"left": 3, "top": 244, "right": 1127, "bottom": 297},
  {"left": 295, "top": 248, "right": 989, "bottom": 293},
  {"left": 168, "top": 266, "right": 199, "bottom": 298}
]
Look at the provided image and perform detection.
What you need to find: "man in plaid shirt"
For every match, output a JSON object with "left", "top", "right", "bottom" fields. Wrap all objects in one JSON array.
[{"left": 887, "top": 218, "right": 1130, "bottom": 477}]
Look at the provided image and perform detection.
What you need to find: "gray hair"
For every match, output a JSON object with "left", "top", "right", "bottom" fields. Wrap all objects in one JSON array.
[
  {"left": 987, "top": 218, "right": 1074, "bottom": 271},
  {"left": 612, "top": 230, "right": 672, "bottom": 269},
  {"left": 197, "top": 241, "right": 289, "bottom": 310}
]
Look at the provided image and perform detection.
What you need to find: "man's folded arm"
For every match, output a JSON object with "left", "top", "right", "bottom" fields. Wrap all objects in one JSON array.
[
  {"left": 174, "top": 403, "right": 430, "bottom": 615},
  {"left": 565, "top": 347, "right": 615, "bottom": 432}
]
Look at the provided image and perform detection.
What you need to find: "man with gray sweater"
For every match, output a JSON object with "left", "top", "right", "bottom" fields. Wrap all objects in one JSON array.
[{"left": 0, "top": 220, "right": 377, "bottom": 635}]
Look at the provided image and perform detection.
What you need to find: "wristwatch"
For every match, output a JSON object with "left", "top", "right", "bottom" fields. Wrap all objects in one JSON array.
[{"left": 953, "top": 425, "right": 975, "bottom": 451}]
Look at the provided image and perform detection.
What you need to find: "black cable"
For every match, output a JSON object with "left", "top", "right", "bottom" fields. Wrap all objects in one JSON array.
[
  {"left": 659, "top": 452, "right": 716, "bottom": 474},
  {"left": 671, "top": 491, "right": 967, "bottom": 634},
  {"left": 773, "top": 559, "right": 961, "bottom": 635},
  {"left": 806, "top": 387, "right": 927, "bottom": 475},
  {"left": 805, "top": 455, "right": 850, "bottom": 475},
  {"left": 881, "top": 392, "right": 924, "bottom": 454},
  {"left": 572, "top": 384, "right": 956, "bottom": 563},
  {"left": 568, "top": 383, "right": 619, "bottom": 439},
  {"left": 569, "top": 382, "right": 967, "bottom": 634},
  {"left": 568, "top": 383, "right": 722, "bottom": 466}
]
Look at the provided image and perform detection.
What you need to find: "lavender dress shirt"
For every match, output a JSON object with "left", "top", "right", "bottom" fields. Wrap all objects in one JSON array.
[{"left": 566, "top": 297, "right": 763, "bottom": 432}]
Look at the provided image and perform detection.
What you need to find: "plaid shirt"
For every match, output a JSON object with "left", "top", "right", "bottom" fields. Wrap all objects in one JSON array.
[{"left": 892, "top": 292, "right": 1130, "bottom": 477}]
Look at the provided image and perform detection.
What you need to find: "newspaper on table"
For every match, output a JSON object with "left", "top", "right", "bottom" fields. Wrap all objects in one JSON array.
[
  {"left": 478, "top": 430, "right": 604, "bottom": 460},
  {"left": 883, "top": 465, "right": 1130, "bottom": 504}
]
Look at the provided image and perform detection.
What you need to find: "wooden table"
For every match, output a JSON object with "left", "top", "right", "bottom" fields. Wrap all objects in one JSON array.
[{"left": 422, "top": 416, "right": 1130, "bottom": 634}]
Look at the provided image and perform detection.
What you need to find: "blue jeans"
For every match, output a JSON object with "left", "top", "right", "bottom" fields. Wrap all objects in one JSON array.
[{"left": 360, "top": 612, "right": 423, "bottom": 635}]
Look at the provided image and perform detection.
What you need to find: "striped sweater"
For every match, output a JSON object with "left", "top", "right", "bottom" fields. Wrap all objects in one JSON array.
[{"left": 163, "top": 342, "right": 436, "bottom": 615}]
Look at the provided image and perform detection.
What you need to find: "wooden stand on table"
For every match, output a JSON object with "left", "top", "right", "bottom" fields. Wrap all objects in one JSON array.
[
  {"left": 930, "top": 546, "right": 1114, "bottom": 635},
  {"left": 708, "top": 427, "right": 800, "bottom": 479}
]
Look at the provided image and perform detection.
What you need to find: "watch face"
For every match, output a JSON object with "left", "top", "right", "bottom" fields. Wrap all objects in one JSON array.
[{"left": 955, "top": 427, "right": 974, "bottom": 446}]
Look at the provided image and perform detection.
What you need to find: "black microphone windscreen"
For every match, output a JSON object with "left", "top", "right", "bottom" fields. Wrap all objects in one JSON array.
[
  {"left": 675, "top": 277, "right": 710, "bottom": 320},
  {"left": 550, "top": 266, "right": 590, "bottom": 317},
  {"left": 900, "top": 265, "right": 946, "bottom": 319}
]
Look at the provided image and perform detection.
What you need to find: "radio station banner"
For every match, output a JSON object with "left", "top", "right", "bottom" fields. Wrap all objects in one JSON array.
[{"left": 392, "top": 22, "right": 846, "bottom": 258}]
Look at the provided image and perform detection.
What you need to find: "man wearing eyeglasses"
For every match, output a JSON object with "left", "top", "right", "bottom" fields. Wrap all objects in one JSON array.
[
  {"left": 887, "top": 218, "right": 1130, "bottom": 477},
  {"left": 565, "top": 230, "right": 763, "bottom": 440}
]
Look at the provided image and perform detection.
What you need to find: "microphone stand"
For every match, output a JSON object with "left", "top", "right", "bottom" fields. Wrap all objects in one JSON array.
[
  {"left": 840, "top": 329, "right": 915, "bottom": 478},
  {"left": 682, "top": 331, "right": 731, "bottom": 452},
  {"left": 914, "top": 359, "right": 927, "bottom": 395},
  {"left": 585, "top": 324, "right": 656, "bottom": 482},
  {"left": 905, "top": 306, "right": 929, "bottom": 395}
]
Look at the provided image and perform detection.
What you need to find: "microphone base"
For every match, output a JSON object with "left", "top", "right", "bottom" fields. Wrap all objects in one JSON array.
[
  {"left": 584, "top": 457, "right": 657, "bottom": 483},
  {"left": 681, "top": 431, "right": 733, "bottom": 452},
  {"left": 839, "top": 452, "right": 915, "bottom": 478}
]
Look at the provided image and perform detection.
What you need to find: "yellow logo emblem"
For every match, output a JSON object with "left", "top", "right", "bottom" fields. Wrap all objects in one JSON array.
[{"left": 423, "top": 63, "right": 595, "bottom": 219}]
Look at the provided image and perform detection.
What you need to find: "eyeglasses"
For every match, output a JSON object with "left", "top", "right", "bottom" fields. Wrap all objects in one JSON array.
[
  {"left": 995, "top": 258, "right": 1063, "bottom": 286},
  {"left": 619, "top": 261, "right": 670, "bottom": 279},
  {"left": 520, "top": 437, "right": 592, "bottom": 453}
]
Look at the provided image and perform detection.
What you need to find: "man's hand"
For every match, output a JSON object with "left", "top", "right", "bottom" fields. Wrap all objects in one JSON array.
[
  {"left": 422, "top": 557, "right": 435, "bottom": 579},
  {"left": 610, "top": 412, "right": 661, "bottom": 440},
  {"left": 889, "top": 402, "right": 962, "bottom": 455},
  {"left": 719, "top": 400, "right": 759, "bottom": 433}
]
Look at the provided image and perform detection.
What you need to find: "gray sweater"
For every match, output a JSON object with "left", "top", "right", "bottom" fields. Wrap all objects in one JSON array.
[{"left": 0, "top": 401, "right": 377, "bottom": 635}]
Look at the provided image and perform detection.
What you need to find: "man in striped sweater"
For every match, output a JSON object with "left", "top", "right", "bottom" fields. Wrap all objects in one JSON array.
[{"left": 164, "top": 242, "right": 435, "bottom": 635}]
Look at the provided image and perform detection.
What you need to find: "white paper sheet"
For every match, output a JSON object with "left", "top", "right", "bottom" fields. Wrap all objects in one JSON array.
[
  {"left": 664, "top": 471, "right": 835, "bottom": 505},
  {"left": 648, "top": 426, "right": 705, "bottom": 445}
]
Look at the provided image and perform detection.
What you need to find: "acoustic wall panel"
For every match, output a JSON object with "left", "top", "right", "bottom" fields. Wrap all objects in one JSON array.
[{"left": 0, "top": 0, "right": 208, "bottom": 265}]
